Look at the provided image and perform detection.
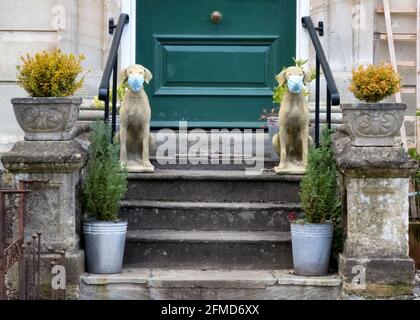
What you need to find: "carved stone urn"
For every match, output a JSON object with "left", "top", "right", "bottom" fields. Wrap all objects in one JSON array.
[
  {"left": 11, "top": 97, "right": 82, "bottom": 141},
  {"left": 341, "top": 103, "right": 406, "bottom": 147}
]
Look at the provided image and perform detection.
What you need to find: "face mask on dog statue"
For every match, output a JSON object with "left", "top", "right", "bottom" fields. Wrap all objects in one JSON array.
[
  {"left": 287, "top": 75, "right": 304, "bottom": 94},
  {"left": 128, "top": 74, "right": 145, "bottom": 93}
]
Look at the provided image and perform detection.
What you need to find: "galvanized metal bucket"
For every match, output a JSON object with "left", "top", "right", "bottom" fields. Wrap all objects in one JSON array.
[
  {"left": 290, "top": 223, "right": 334, "bottom": 276},
  {"left": 83, "top": 220, "right": 127, "bottom": 274}
]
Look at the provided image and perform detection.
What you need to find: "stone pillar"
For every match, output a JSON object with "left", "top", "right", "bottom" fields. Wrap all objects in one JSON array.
[
  {"left": 333, "top": 130, "right": 418, "bottom": 298},
  {"left": 1, "top": 139, "right": 87, "bottom": 299}
]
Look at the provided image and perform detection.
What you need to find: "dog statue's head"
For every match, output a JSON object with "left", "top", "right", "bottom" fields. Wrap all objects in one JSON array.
[
  {"left": 275, "top": 66, "right": 311, "bottom": 94},
  {"left": 120, "top": 64, "right": 153, "bottom": 93}
]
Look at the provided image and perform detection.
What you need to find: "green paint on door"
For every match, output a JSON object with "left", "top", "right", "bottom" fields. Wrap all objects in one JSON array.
[{"left": 136, "top": 0, "right": 296, "bottom": 128}]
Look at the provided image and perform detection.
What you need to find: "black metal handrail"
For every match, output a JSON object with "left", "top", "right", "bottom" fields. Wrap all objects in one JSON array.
[
  {"left": 99, "top": 13, "right": 130, "bottom": 139},
  {"left": 302, "top": 16, "right": 340, "bottom": 146}
]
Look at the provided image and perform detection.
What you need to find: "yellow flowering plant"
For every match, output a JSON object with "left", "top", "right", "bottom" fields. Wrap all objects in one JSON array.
[
  {"left": 348, "top": 63, "right": 401, "bottom": 103},
  {"left": 16, "top": 49, "right": 86, "bottom": 97}
]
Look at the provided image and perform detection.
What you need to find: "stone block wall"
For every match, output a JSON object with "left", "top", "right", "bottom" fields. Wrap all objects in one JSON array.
[{"left": 0, "top": 0, "right": 121, "bottom": 157}]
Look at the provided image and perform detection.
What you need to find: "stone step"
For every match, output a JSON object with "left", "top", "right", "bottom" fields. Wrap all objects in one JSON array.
[
  {"left": 123, "top": 230, "right": 292, "bottom": 269},
  {"left": 80, "top": 268, "right": 342, "bottom": 300},
  {"left": 308, "top": 104, "right": 342, "bottom": 114},
  {"left": 150, "top": 159, "right": 278, "bottom": 171},
  {"left": 125, "top": 170, "right": 302, "bottom": 203},
  {"left": 120, "top": 200, "right": 301, "bottom": 232}
]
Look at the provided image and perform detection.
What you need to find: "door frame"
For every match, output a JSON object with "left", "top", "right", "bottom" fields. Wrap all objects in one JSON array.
[{"left": 120, "top": 0, "right": 310, "bottom": 70}]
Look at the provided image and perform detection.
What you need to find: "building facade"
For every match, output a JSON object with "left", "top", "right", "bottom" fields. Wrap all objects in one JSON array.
[{"left": 0, "top": 0, "right": 417, "bottom": 150}]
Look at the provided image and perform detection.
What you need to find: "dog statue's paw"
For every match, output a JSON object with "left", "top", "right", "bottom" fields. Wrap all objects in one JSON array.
[
  {"left": 120, "top": 160, "right": 127, "bottom": 168},
  {"left": 142, "top": 160, "right": 153, "bottom": 167},
  {"left": 274, "top": 162, "right": 306, "bottom": 175},
  {"left": 279, "top": 162, "right": 288, "bottom": 169},
  {"left": 138, "top": 161, "right": 155, "bottom": 173},
  {"left": 274, "top": 163, "right": 287, "bottom": 174},
  {"left": 125, "top": 161, "right": 155, "bottom": 173}
]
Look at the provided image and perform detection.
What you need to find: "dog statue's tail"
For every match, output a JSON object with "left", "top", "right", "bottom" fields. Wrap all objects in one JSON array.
[
  {"left": 114, "top": 132, "right": 120, "bottom": 145},
  {"left": 272, "top": 134, "right": 280, "bottom": 156}
]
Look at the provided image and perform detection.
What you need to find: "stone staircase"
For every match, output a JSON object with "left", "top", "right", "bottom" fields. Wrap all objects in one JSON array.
[
  {"left": 80, "top": 154, "right": 343, "bottom": 299},
  {"left": 78, "top": 98, "right": 343, "bottom": 300},
  {"left": 121, "top": 170, "right": 300, "bottom": 270}
]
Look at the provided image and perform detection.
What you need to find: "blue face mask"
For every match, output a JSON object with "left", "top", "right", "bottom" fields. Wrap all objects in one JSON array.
[
  {"left": 287, "top": 75, "right": 304, "bottom": 94},
  {"left": 127, "top": 75, "right": 145, "bottom": 93}
]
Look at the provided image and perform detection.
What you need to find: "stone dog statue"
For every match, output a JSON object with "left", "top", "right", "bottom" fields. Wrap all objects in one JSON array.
[
  {"left": 116, "top": 64, "right": 155, "bottom": 173},
  {"left": 272, "top": 66, "right": 313, "bottom": 174}
]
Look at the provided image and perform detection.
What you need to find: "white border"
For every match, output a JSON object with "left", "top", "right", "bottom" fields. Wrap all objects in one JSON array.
[
  {"left": 121, "top": 0, "right": 310, "bottom": 70},
  {"left": 296, "top": 0, "right": 310, "bottom": 62},
  {"left": 121, "top": 0, "right": 136, "bottom": 69}
]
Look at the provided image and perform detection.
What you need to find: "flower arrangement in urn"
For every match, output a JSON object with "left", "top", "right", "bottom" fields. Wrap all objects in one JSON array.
[
  {"left": 13, "top": 49, "right": 87, "bottom": 141},
  {"left": 343, "top": 63, "right": 405, "bottom": 146}
]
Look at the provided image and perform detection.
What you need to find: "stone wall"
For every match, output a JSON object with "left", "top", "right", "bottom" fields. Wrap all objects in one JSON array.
[
  {"left": 0, "top": 0, "right": 121, "bottom": 158},
  {"left": 0, "top": 0, "right": 415, "bottom": 154},
  {"left": 333, "top": 129, "right": 418, "bottom": 297}
]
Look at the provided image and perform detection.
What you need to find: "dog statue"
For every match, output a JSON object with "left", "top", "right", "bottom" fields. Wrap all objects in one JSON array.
[
  {"left": 117, "top": 64, "right": 155, "bottom": 173},
  {"left": 272, "top": 66, "right": 312, "bottom": 174}
]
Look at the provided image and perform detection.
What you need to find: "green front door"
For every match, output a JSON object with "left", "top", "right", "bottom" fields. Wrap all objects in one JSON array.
[{"left": 136, "top": 0, "right": 296, "bottom": 128}]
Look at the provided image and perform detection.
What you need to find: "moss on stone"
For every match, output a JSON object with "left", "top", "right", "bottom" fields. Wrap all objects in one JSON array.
[{"left": 344, "top": 282, "right": 413, "bottom": 298}]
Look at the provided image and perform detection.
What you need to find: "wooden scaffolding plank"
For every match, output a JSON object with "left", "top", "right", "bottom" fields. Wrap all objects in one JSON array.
[
  {"left": 379, "top": 33, "right": 416, "bottom": 41},
  {"left": 402, "top": 86, "right": 417, "bottom": 94},
  {"left": 383, "top": 0, "right": 408, "bottom": 151},
  {"left": 377, "top": 8, "right": 416, "bottom": 14},
  {"left": 398, "top": 61, "right": 416, "bottom": 67}
]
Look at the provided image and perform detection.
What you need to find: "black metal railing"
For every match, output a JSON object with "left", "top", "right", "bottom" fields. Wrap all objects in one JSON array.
[
  {"left": 302, "top": 16, "right": 340, "bottom": 146},
  {"left": 99, "top": 13, "right": 130, "bottom": 140}
]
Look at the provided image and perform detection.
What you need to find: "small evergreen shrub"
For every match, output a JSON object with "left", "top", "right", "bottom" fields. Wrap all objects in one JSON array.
[
  {"left": 16, "top": 49, "right": 86, "bottom": 97},
  {"left": 82, "top": 121, "right": 127, "bottom": 221},
  {"left": 299, "top": 129, "right": 341, "bottom": 224},
  {"left": 348, "top": 63, "right": 401, "bottom": 103}
]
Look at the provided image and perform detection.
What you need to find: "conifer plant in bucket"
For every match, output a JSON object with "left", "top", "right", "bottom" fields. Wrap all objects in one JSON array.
[
  {"left": 290, "top": 129, "right": 340, "bottom": 276},
  {"left": 13, "top": 49, "right": 86, "bottom": 141},
  {"left": 82, "top": 121, "right": 128, "bottom": 274}
]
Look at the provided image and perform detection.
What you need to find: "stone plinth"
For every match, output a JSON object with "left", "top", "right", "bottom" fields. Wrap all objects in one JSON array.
[
  {"left": 1, "top": 139, "right": 88, "bottom": 299},
  {"left": 332, "top": 129, "right": 418, "bottom": 298}
]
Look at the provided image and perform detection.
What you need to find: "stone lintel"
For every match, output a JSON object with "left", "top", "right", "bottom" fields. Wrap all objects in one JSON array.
[
  {"left": 332, "top": 130, "right": 418, "bottom": 178},
  {"left": 339, "top": 254, "right": 415, "bottom": 297},
  {"left": 1, "top": 139, "right": 87, "bottom": 173}
]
